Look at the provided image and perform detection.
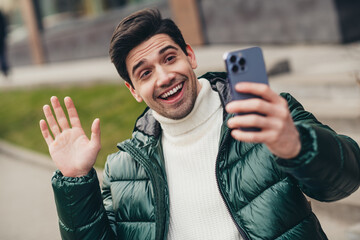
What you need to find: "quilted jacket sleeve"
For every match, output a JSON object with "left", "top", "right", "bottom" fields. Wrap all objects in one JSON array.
[
  {"left": 275, "top": 93, "right": 360, "bottom": 202},
  {"left": 101, "top": 159, "right": 117, "bottom": 236},
  {"left": 52, "top": 168, "right": 116, "bottom": 240}
]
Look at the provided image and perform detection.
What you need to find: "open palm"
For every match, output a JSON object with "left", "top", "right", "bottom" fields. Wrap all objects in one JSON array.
[{"left": 40, "top": 96, "right": 101, "bottom": 177}]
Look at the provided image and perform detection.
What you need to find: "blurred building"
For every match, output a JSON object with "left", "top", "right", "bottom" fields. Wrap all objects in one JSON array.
[{"left": 5, "top": 0, "right": 360, "bottom": 67}]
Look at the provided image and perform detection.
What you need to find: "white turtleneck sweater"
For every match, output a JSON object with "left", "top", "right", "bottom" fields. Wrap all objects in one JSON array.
[{"left": 152, "top": 78, "right": 242, "bottom": 240}]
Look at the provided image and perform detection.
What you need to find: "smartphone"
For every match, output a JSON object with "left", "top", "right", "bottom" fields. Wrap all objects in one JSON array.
[{"left": 223, "top": 47, "right": 269, "bottom": 131}]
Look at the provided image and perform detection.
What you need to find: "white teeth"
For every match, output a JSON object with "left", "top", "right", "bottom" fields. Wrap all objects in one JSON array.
[{"left": 161, "top": 83, "right": 183, "bottom": 99}]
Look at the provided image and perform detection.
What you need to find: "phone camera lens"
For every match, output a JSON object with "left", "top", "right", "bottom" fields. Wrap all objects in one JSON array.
[
  {"left": 230, "top": 55, "right": 237, "bottom": 63},
  {"left": 231, "top": 65, "right": 239, "bottom": 73},
  {"left": 239, "top": 57, "right": 246, "bottom": 66}
]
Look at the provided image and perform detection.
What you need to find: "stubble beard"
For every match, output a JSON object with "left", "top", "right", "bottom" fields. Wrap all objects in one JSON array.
[{"left": 155, "top": 74, "right": 198, "bottom": 120}]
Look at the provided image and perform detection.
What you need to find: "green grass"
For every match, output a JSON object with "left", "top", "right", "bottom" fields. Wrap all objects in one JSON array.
[{"left": 0, "top": 83, "right": 147, "bottom": 168}]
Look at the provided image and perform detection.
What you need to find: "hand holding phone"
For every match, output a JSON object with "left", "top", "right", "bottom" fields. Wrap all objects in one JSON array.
[
  {"left": 224, "top": 48, "right": 301, "bottom": 158},
  {"left": 224, "top": 47, "right": 269, "bottom": 131}
]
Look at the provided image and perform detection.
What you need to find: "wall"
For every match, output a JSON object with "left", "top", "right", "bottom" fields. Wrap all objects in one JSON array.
[
  {"left": 199, "top": 0, "right": 341, "bottom": 44},
  {"left": 8, "top": 1, "right": 171, "bottom": 66},
  {"left": 8, "top": 0, "right": 360, "bottom": 67}
]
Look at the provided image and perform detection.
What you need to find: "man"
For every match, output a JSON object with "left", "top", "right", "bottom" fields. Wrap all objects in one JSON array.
[
  {"left": 0, "top": 9, "right": 9, "bottom": 77},
  {"left": 40, "top": 8, "right": 360, "bottom": 240}
]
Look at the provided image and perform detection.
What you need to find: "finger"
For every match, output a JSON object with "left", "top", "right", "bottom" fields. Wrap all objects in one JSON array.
[
  {"left": 229, "top": 112, "right": 287, "bottom": 130},
  {"left": 229, "top": 99, "right": 287, "bottom": 117},
  {"left": 43, "top": 104, "right": 61, "bottom": 137},
  {"left": 235, "top": 82, "right": 281, "bottom": 103},
  {"left": 229, "top": 115, "right": 287, "bottom": 143},
  {"left": 90, "top": 118, "right": 101, "bottom": 150},
  {"left": 228, "top": 114, "right": 262, "bottom": 129},
  {"left": 50, "top": 96, "right": 70, "bottom": 131},
  {"left": 227, "top": 114, "right": 278, "bottom": 130},
  {"left": 64, "top": 97, "right": 82, "bottom": 128},
  {"left": 226, "top": 98, "right": 273, "bottom": 116},
  {"left": 226, "top": 96, "right": 289, "bottom": 118},
  {"left": 230, "top": 128, "right": 274, "bottom": 143},
  {"left": 39, "top": 119, "right": 54, "bottom": 146}
]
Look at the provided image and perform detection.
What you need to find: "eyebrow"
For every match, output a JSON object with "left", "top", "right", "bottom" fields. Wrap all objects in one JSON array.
[
  {"left": 159, "top": 45, "right": 178, "bottom": 55},
  {"left": 131, "top": 45, "right": 179, "bottom": 76}
]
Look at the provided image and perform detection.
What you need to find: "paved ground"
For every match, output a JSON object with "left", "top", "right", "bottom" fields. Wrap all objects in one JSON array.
[
  {"left": 0, "top": 140, "right": 104, "bottom": 240},
  {"left": 0, "top": 141, "right": 60, "bottom": 240},
  {"left": 1, "top": 43, "right": 360, "bottom": 239}
]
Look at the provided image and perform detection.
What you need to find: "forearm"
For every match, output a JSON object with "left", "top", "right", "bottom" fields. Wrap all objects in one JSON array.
[
  {"left": 275, "top": 123, "right": 360, "bottom": 201},
  {"left": 52, "top": 168, "right": 115, "bottom": 239}
]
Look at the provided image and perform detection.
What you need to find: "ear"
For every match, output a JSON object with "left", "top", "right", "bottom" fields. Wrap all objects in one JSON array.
[
  {"left": 125, "top": 82, "right": 143, "bottom": 102},
  {"left": 186, "top": 44, "right": 197, "bottom": 69}
]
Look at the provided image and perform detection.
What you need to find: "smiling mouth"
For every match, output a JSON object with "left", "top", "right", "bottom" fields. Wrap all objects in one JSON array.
[{"left": 159, "top": 83, "right": 183, "bottom": 100}]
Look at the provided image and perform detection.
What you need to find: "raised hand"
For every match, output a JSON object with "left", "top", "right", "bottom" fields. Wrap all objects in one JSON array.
[
  {"left": 39, "top": 96, "right": 101, "bottom": 177},
  {"left": 225, "top": 82, "right": 301, "bottom": 159}
]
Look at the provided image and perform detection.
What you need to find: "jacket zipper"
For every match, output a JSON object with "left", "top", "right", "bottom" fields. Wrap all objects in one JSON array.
[
  {"left": 215, "top": 127, "right": 250, "bottom": 240},
  {"left": 122, "top": 142, "right": 168, "bottom": 240}
]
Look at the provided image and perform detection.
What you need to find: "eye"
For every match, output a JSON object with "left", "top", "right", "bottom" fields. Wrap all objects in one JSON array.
[
  {"left": 140, "top": 70, "right": 151, "bottom": 79},
  {"left": 165, "top": 55, "right": 176, "bottom": 63}
]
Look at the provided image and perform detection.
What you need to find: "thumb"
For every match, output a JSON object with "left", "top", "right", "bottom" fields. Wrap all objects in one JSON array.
[{"left": 90, "top": 118, "right": 101, "bottom": 149}]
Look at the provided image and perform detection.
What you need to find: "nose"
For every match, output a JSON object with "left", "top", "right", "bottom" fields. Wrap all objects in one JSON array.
[{"left": 156, "top": 65, "right": 175, "bottom": 87}]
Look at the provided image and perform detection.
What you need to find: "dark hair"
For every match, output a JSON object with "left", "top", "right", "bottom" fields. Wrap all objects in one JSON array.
[{"left": 109, "top": 8, "right": 188, "bottom": 88}]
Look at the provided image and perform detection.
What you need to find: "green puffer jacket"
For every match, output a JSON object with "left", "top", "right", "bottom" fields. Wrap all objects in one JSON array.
[{"left": 52, "top": 72, "right": 360, "bottom": 240}]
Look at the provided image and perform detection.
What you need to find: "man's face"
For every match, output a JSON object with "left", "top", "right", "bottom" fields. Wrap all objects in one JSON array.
[{"left": 125, "top": 34, "right": 200, "bottom": 120}]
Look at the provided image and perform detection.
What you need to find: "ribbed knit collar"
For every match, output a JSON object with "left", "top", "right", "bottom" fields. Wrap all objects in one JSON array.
[{"left": 152, "top": 78, "right": 221, "bottom": 137}]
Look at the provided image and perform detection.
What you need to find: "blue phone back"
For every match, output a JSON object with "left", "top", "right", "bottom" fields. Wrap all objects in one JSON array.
[{"left": 223, "top": 47, "right": 269, "bottom": 101}]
